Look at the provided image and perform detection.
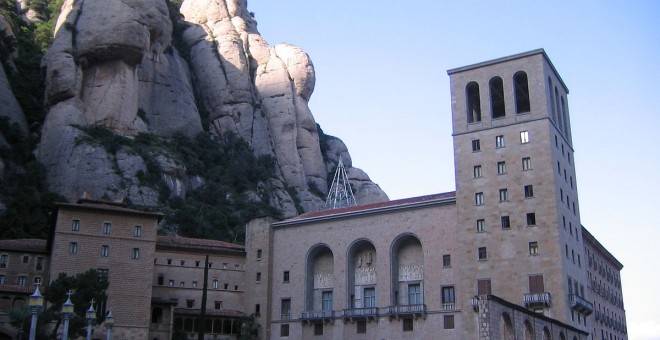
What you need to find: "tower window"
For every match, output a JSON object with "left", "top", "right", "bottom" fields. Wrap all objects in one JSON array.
[
  {"left": 478, "top": 247, "right": 488, "bottom": 260},
  {"left": 489, "top": 76, "right": 505, "bottom": 119},
  {"left": 473, "top": 165, "right": 483, "bottom": 178},
  {"left": 101, "top": 245, "right": 109, "bottom": 257},
  {"left": 134, "top": 226, "right": 142, "bottom": 237},
  {"left": 522, "top": 157, "right": 532, "bottom": 170},
  {"left": 524, "top": 185, "right": 534, "bottom": 198},
  {"left": 497, "top": 161, "right": 506, "bottom": 174},
  {"left": 472, "top": 139, "right": 481, "bottom": 152},
  {"left": 499, "top": 189, "right": 508, "bottom": 202},
  {"left": 102, "top": 222, "right": 111, "bottom": 234},
  {"left": 520, "top": 131, "right": 530, "bottom": 143},
  {"left": 549, "top": 78, "right": 557, "bottom": 121},
  {"left": 443, "top": 254, "right": 451, "bottom": 267},
  {"left": 71, "top": 219, "right": 80, "bottom": 231},
  {"left": 476, "top": 219, "right": 485, "bottom": 233},
  {"left": 496, "top": 135, "right": 505, "bottom": 148},
  {"left": 466, "top": 82, "right": 482, "bottom": 123},
  {"left": 69, "top": 242, "right": 78, "bottom": 254},
  {"left": 526, "top": 213, "right": 536, "bottom": 226},
  {"left": 475, "top": 192, "right": 484, "bottom": 206},
  {"left": 529, "top": 242, "right": 539, "bottom": 255},
  {"left": 514, "top": 71, "right": 531, "bottom": 113},
  {"left": 501, "top": 216, "right": 510, "bottom": 229}
]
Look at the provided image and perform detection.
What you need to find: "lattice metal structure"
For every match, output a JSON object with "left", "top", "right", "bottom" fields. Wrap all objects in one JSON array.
[{"left": 323, "top": 158, "right": 357, "bottom": 210}]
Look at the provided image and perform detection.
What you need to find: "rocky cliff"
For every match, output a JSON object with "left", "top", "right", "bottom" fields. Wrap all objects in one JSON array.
[{"left": 0, "top": 0, "right": 388, "bottom": 225}]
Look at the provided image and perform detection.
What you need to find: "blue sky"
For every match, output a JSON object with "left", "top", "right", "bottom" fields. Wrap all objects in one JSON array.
[{"left": 249, "top": 1, "right": 660, "bottom": 338}]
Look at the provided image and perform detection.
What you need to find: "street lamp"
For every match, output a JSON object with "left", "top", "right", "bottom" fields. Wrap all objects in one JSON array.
[
  {"left": 85, "top": 299, "right": 96, "bottom": 340},
  {"left": 104, "top": 310, "right": 114, "bottom": 340},
  {"left": 27, "top": 285, "right": 44, "bottom": 340},
  {"left": 61, "top": 290, "right": 75, "bottom": 340}
]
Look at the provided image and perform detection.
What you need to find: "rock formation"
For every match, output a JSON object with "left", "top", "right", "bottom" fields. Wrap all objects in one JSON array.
[{"left": 33, "top": 0, "right": 388, "bottom": 218}]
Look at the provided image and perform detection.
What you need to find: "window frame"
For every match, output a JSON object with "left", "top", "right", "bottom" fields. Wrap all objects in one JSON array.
[
  {"left": 501, "top": 216, "right": 511, "bottom": 229},
  {"left": 102, "top": 222, "right": 111, "bottom": 235},
  {"left": 71, "top": 219, "right": 80, "bottom": 231},
  {"left": 133, "top": 225, "right": 142, "bottom": 237},
  {"left": 478, "top": 247, "right": 488, "bottom": 261},
  {"left": 101, "top": 245, "right": 109, "bottom": 257},
  {"left": 473, "top": 165, "right": 483, "bottom": 178},
  {"left": 529, "top": 242, "right": 539, "bottom": 255},
  {"left": 69, "top": 242, "right": 78, "bottom": 254},
  {"left": 526, "top": 213, "right": 537, "bottom": 226},
  {"left": 442, "top": 254, "right": 451, "bottom": 268},
  {"left": 520, "top": 131, "right": 530, "bottom": 144},
  {"left": 475, "top": 192, "right": 484, "bottom": 206},
  {"left": 472, "top": 139, "right": 481, "bottom": 152},
  {"left": 522, "top": 157, "right": 532, "bottom": 170},
  {"left": 524, "top": 185, "right": 534, "bottom": 198},
  {"left": 495, "top": 135, "right": 505, "bottom": 148},
  {"left": 499, "top": 188, "right": 509, "bottom": 202},
  {"left": 132, "top": 248, "right": 140, "bottom": 259},
  {"left": 476, "top": 219, "right": 485, "bottom": 233}
]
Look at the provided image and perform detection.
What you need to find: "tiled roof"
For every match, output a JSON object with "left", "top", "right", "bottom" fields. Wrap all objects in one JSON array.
[
  {"left": 0, "top": 238, "right": 48, "bottom": 253},
  {"left": 56, "top": 200, "right": 163, "bottom": 220},
  {"left": 156, "top": 235, "right": 245, "bottom": 253},
  {"left": 0, "top": 285, "right": 34, "bottom": 294}
]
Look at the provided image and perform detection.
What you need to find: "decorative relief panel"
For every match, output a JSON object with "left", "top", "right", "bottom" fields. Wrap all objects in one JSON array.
[
  {"left": 398, "top": 264, "right": 423, "bottom": 281},
  {"left": 314, "top": 273, "right": 333, "bottom": 289},
  {"left": 355, "top": 267, "right": 377, "bottom": 285}
]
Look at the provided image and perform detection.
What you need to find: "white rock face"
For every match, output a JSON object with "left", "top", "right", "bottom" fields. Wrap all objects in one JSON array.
[{"left": 0, "top": 14, "right": 28, "bottom": 134}]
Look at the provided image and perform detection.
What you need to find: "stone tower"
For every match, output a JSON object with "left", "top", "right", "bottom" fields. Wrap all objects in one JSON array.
[{"left": 448, "top": 49, "right": 591, "bottom": 334}]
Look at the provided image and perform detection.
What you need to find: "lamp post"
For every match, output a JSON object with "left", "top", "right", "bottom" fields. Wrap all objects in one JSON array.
[
  {"left": 85, "top": 299, "right": 96, "bottom": 340},
  {"left": 104, "top": 311, "right": 114, "bottom": 340},
  {"left": 27, "top": 285, "right": 44, "bottom": 340},
  {"left": 61, "top": 290, "right": 75, "bottom": 340}
]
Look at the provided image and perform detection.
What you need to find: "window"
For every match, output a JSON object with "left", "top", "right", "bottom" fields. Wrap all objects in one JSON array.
[
  {"left": 180, "top": 281, "right": 184, "bottom": 287},
  {"left": 222, "top": 263, "right": 228, "bottom": 269},
  {"left": 514, "top": 71, "right": 531, "bottom": 113},
  {"left": 167, "top": 259, "right": 172, "bottom": 265},
  {"left": 102, "top": 222, "right": 111, "bottom": 234},
  {"left": 408, "top": 284, "right": 421, "bottom": 305},
  {"left": 477, "top": 279, "right": 492, "bottom": 295},
  {"left": 132, "top": 248, "right": 140, "bottom": 259},
  {"left": 444, "top": 315, "right": 455, "bottom": 329},
  {"left": 18, "top": 276, "right": 26, "bottom": 286},
  {"left": 520, "top": 131, "right": 530, "bottom": 143},
  {"left": 443, "top": 254, "right": 451, "bottom": 267},
  {"left": 234, "top": 264, "right": 240, "bottom": 270},
  {"left": 322, "top": 291, "right": 333, "bottom": 311},
  {"left": 314, "top": 322, "right": 323, "bottom": 335},
  {"left": 71, "top": 219, "right": 80, "bottom": 231},
  {"left": 499, "top": 189, "right": 508, "bottom": 202},
  {"left": 256, "top": 249, "right": 262, "bottom": 260},
  {"left": 357, "top": 320, "right": 367, "bottom": 334},
  {"left": 364, "top": 287, "right": 376, "bottom": 308},
  {"left": 442, "top": 286, "right": 456, "bottom": 306},
  {"left": 466, "top": 82, "right": 482, "bottom": 123},
  {"left": 186, "top": 299, "right": 195, "bottom": 308},
  {"left": 478, "top": 247, "right": 487, "bottom": 260},
  {"left": 526, "top": 213, "right": 536, "bottom": 226},
  {"left": 158, "top": 275, "right": 164, "bottom": 285},
  {"left": 529, "top": 275, "right": 545, "bottom": 293},
  {"left": 476, "top": 219, "right": 485, "bottom": 233},
  {"left": 133, "top": 226, "right": 141, "bottom": 237},
  {"left": 22, "top": 256, "right": 29, "bottom": 264},
  {"left": 473, "top": 165, "right": 483, "bottom": 178},
  {"left": 472, "top": 139, "right": 481, "bottom": 152},
  {"left": 169, "top": 280, "right": 174, "bottom": 286},
  {"left": 490, "top": 76, "right": 505, "bottom": 118},
  {"left": 151, "top": 307, "right": 163, "bottom": 323},
  {"left": 255, "top": 304, "right": 260, "bottom": 316},
  {"left": 195, "top": 261, "right": 200, "bottom": 267},
  {"left": 256, "top": 272, "right": 261, "bottom": 282},
  {"left": 192, "top": 281, "right": 197, "bottom": 288},
  {"left": 522, "top": 157, "right": 532, "bottom": 170},
  {"left": 234, "top": 285, "right": 238, "bottom": 290},
  {"left": 224, "top": 283, "right": 228, "bottom": 289},
  {"left": 475, "top": 192, "right": 484, "bottom": 206},
  {"left": 280, "top": 324, "right": 289, "bottom": 337},
  {"left": 501, "top": 216, "right": 510, "bottom": 229},
  {"left": 0, "top": 275, "right": 4, "bottom": 284},
  {"left": 529, "top": 242, "right": 539, "bottom": 255},
  {"left": 180, "top": 260, "right": 185, "bottom": 266},
  {"left": 497, "top": 161, "right": 506, "bottom": 174},
  {"left": 281, "top": 298, "right": 291, "bottom": 320},
  {"left": 496, "top": 135, "right": 505, "bottom": 148},
  {"left": 36, "top": 257, "right": 44, "bottom": 271},
  {"left": 283, "top": 271, "right": 290, "bottom": 283},
  {"left": 69, "top": 242, "right": 78, "bottom": 254},
  {"left": 101, "top": 245, "right": 109, "bottom": 257},
  {"left": 212, "top": 279, "right": 218, "bottom": 289},
  {"left": 403, "top": 318, "right": 414, "bottom": 332},
  {"left": 524, "top": 185, "right": 534, "bottom": 198},
  {"left": 0, "top": 254, "right": 7, "bottom": 268}
]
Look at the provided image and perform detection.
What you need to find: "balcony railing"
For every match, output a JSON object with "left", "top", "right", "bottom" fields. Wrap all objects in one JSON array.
[
  {"left": 523, "top": 292, "right": 552, "bottom": 308},
  {"left": 342, "top": 307, "right": 379, "bottom": 320},
  {"left": 568, "top": 294, "right": 593, "bottom": 315},
  {"left": 301, "top": 310, "right": 334, "bottom": 324},
  {"left": 280, "top": 313, "right": 291, "bottom": 320},
  {"left": 387, "top": 304, "right": 426, "bottom": 320},
  {"left": 441, "top": 303, "right": 456, "bottom": 311}
]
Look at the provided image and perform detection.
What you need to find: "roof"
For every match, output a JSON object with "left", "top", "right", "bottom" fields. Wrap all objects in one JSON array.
[
  {"left": 55, "top": 200, "right": 164, "bottom": 221},
  {"left": 0, "top": 239, "right": 48, "bottom": 253},
  {"left": 581, "top": 226, "right": 623, "bottom": 269},
  {"left": 0, "top": 285, "right": 34, "bottom": 294},
  {"left": 275, "top": 192, "right": 456, "bottom": 227},
  {"left": 156, "top": 235, "right": 245, "bottom": 254}
]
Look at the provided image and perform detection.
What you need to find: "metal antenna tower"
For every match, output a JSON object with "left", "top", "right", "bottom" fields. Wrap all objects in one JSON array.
[{"left": 323, "top": 158, "right": 357, "bottom": 210}]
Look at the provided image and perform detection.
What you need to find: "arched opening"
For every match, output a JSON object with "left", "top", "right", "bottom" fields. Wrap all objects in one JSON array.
[
  {"left": 514, "top": 71, "right": 531, "bottom": 113},
  {"left": 543, "top": 326, "right": 552, "bottom": 340},
  {"left": 390, "top": 234, "right": 424, "bottom": 306},
  {"left": 524, "top": 320, "right": 534, "bottom": 340},
  {"left": 305, "top": 244, "right": 335, "bottom": 312},
  {"left": 555, "top": 87, "right": 563, "bottom": 128},
  {"left": 500, "top": 312, "right": 514, "bottom": 340},
  {"left": 548, "top": 77, "right": 556, "bottom": 121},
  {"left": 560, "top": 96, "right": 569, "bottom": 136},
  {"left": 490, "top": 77, "right": 506, "bottom": 119},
  {"left": 347, "top": 239, "right": 377, "bottom": 309},
  {"left": 559, "top": 331, "right": 566, "bottom": 340},
  {"left": 466, "top": 82, "right": 482, "bottom": 123}
]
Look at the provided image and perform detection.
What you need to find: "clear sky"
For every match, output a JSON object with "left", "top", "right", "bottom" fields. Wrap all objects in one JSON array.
[{"left": 248, "top": 1, "right": 660, "bottom": 339}]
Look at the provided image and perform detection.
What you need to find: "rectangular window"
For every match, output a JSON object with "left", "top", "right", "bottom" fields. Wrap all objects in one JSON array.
[
  {"left": 402, "top": 318, "right": 414, "bottom": 332},
  {"left": 280, "top": 324, "right": 289, "bottom": 337},
  {"left": 497, "top": 161, "right": 506, "bottom": 174},
  {"left": 499, "top": 189, "right": 508, "bottom": 202},
  {"left": 526, "top": 213, "right": 536, "bottom": 226},
  {"left": 408, "top": 284, "right": 421, "bottom": 305},
  {"left": 522, "top": 157, "right": 532, "bottom": 170},
  {"left": 180, "top": 260, "right": 185, "bottom": 266},
  {"left": 476, "top": 219, "right": 485, "bottom": 233},
  {"left": 442, "top": 286, "right": 456, "bottom": 305},
  {"left": 132, "top": 248, "right": 140, "bottom": 259},
  {"left": 212, "top": 279, "right": 218, "bottom": 289},
  {"left": 0, "top": 275, "right": 4, "bottom": 284},
  {"left": 71, "top": 219, "right": 80, "bottom": 231},
  {"left": 363, "top": 287, "right": 376, "bottom": 308},
  {"left": 101, "top": 245, "right": 109, "bottom": 257},
  {"left": 444, "top": 315, "right": 455, "bottom": 329},
  {"left": 357, "top": 320, "right": 367, "bottom": 334},
  {"left": 524, "top": 185, "right": 534, "bottom": 198},
  {"left": 167, "top": 259, "right": 172, "bottom": 265},
  {"left": 102, "top": 222, "right": 111, "bottom": 234},
  {"left": 22, "top": 256, "right": 29, "bottom": 264},
  {"left": 496, "top": 135, "right": 505, "bottom": 148},
  {"left": 322, "top": 291, "right": 333, "bottom": 311},
  {"left": 36, "top": 257, "right": 44, "bottom": 271},
  {"left": 472, "top": 139, "right": 481, "bottom": 152},
  {"left": 158, "top": 275, "right": 164, "bottom": 285},
  {"left": 256, "top": 249, "right": 262, "bottom": 260},
  {"left": 442, "top": 254, "right": 451, "bottom": 267},
  {"left": 314, "top": 322, "right": 323, "bottom": 336},
  {"left": 477, "top": 279, "right": 492, "bottom": 295},
  {"left": 529, "top": 242, "right": 539, "bottom": 255},
  {"left": 224, "top": 283, "right": 229, "bottom": 289},
  {"left": 186, "top": 299, "right": 194, "bottom": 308},
  {"left": 473, "top": 165, "right": 483, "bottom": 178},
  {"left": 223, "top": 263, "right": 228, "bottom": 269},
  {"left": 501, "top": 216, "right": 510, "bottom": 229},
  {"left": 255, "top": 304, "right": 260, "bottom": 316},
  {"left": 18, "top": 276, "right": 26, "bottom": 286},
  {"left": 0, "top": 254, "right": 7, "bottom": 268},
  {"left": 520, "top": 131, "right": 530, "bottom": 143},
  {"left": 256, "top": 272, "right": 262, "bottom": 282},
  {"left": 478, "top": 247, "right": 488, "bottom": 260},
  {"left": 133, "top": 226, "right": 141, "bottom": 237},
  {"left": 69, "top": 242, "right": 78, "bottom": 254},
  {"left": 215, "top": 301, "right": 222, "bottom": 309},
  {"left": 196, "top": 261, "right": 200, "bottom": 267},
  {"left": 169, "top": 279, "right": 174, "bottom": 286},
  {"left": 192, "top": 281, "right": 198, "bottom": 288},
  {"left": 180, "top": 281, "right": 184, "bottom": 287},
  {"left": 283, "top": 271, "right": 290, "bottom": 283},
  {"left": 475, "top": 192, "right": 484, "bottom": 206},
  {"left": 529, "top": 275, "right": 545, "bottom": 293},
  {"left": 281, "top": 299, "right": 291, "bottom": 320}
]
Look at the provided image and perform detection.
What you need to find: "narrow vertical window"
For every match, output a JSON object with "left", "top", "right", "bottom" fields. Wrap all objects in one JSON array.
[
  {"left": 526, "top": 213, "right": 536, "bottom": 226},
  {"left": 499, "top": 189, "right": 508, "bottom": 202},
  {"left": 364, "top": 288, "right": 376, "bottom": 308},
  {"left": 524, "top": 185, "right": 534, "bottom": 198},
  {"left": 497, "top": 161, "right": 506, "bottom": 174},
  {"left": 514, "top": 71, "right": 531, "bottom": 113},
  {"left": 475, "top": 192, "right": 484, "bottom": 206},
  {"left": 71, "top": 219, "right": 80, "bottom": 231},
  {"left": 489, "top": 76, "right": 505, "bottom": 118},
  {"left": 501, "top": 216, "right": 510, "bottom": 229},
  {"left": 522, "top": 157, "right": 532, "bottom": 170},
  {"left": 476, "top": 219, "right": 485, "bottom": 233},
  {"left": 69, "top": 242, "right": 78, "bottom": 254},
  {"left": 478, "top": 247, "right": 488, "bottom": 260},
  {"left": 256, "top": 272, "right": 261, "bottom": 282},
  {"left": 101, "top": 245, "right": 109, "bottom": 257},
  {"left": 36, "top": 257, "right": 44, "bottom": 271},
  {"left": 102, "top": 222, "right": 111, "bottom": 234},
  {"left": 466, "top": 82, "right": 482, "bottom": 123},
  {"left": 472, "top": 139, "right": 481, "bottom": 152},
  {"left": 520, "top": 131, "right": 529, "bottom": 143},
  {"left": 443, "top": 254, "right": 451, "bottom": 267},
  {"left": 212, "top": 279, "right": 218, "bottom": 289},
  {"left": 134, "top": 226, "right": 141, "bottom": 237},
  {"left": 529, "top": 242, "right": 539, "bottom": 255},
  {"left": 496, "top": 135, "right": 505, "bottom": 148},
  {"left": 561, "top": 96, "right": 569, "bottom": 135},
  {"left": 322, "top": 291, "right": 333, "bottom": 311},
  {"left": 283, "top": 271, "right": 290, "bottom": 283},
  {"left": 549, "top": 78, "right": 556, "bottom": 121},
  {"left": 555, "top": 87, "right": 563, "bottom": 128},
  {"left": 132, "top": 248, "right": 140, "bottom": 259},
  {"left": 281, "top": 298, "right": 291, "bottom": 319},
  {"left": 256, "top": 249, "right": 262, "bottom": 260},
  {"left": 0, "top": 254, "right": 7, "bottom": 268},
  {"left": 473, "top": 165, "right": 483, "bottom": 178}
]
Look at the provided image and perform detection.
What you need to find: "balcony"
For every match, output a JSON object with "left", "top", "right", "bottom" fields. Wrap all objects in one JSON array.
[
  {"left": 387, "top": 304, "right": 426, "bottom": 320},
  {"left": 301, "top": 310, "right": 334, "bottom": 324},
  {"left": 342, "top": 307, "right": 379, "bottom": 321},
  {"left": 568, "top": 294, "right": 593, "bottom": 315},
  {"left": 523, "top": 292, "right": 552, "bottom": 308},
  {"left": 441, "top": 303, "right": 456, "bottom": 311}
]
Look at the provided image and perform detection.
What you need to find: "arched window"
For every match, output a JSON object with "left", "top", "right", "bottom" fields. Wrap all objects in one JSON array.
[
  {"left": 347, "top": 239, "right": 377, "bottom": 309},
  {"left": 559, "top": 331, "right": 566, "bottom": 340},
  {"left": 548, "top": 78, "right": 556, "bottom": 121},
  {"left": 490, "top": 77, "right": 506, "bottom": 119},
  {"left": 305, "top": 244, "right": 335, "bottom": 312},
  {"left": 543, "top": 326, "right": 552, "bottom": 340},
  {"left": 500, "top": 312, "right": 514, "bottom": 340},
  {"left": 390, "top": 234, "right": 424, "bottom": 306},
  {"left": 560, "top": 96, "right": 569, "bottom": 136},
  {"left": 514, "top": 71, "right": 531, "bottom": 113},
  {"left": 466, "top": 82, "right": 482, "bottom": 123},
  {"left": 555, "top": 87, "right": 563, "bottom": 128}
]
